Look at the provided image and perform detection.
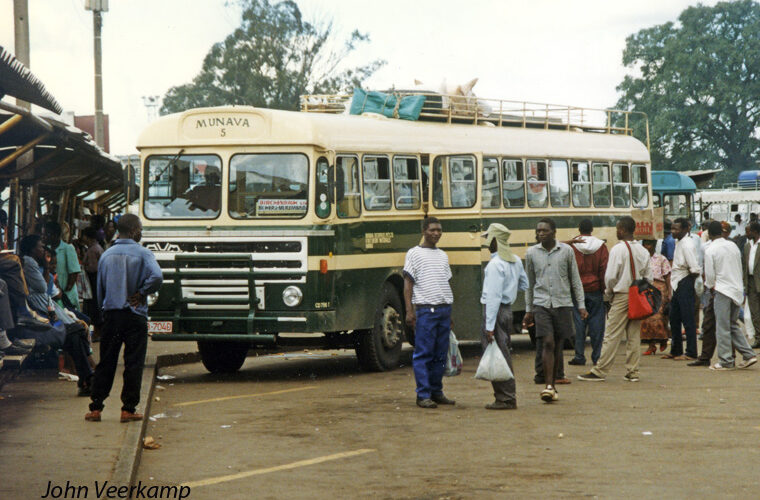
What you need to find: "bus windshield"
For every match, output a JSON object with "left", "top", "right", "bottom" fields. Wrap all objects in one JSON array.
[
  {"left": 143, "top": 154, "right": 221, "bottom": 219},
  {"left": 229, "top": 153, "right": 308, "bottom": 219}
]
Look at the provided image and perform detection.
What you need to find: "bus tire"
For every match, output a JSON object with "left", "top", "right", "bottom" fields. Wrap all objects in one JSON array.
[
  {"left": 355, "top": 283, "right": 404, "bottom": 372},
  {"left": 197, "top": 341, "right": 249, "bottom": 374}
]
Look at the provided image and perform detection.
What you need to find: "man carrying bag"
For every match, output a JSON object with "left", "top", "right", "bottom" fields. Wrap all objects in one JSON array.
[
  {"left": 479, "top": 224, "right": 528, "bottom": 409},
  {"left": 579, "top": 216, "right": 652, "bottom": 382}
]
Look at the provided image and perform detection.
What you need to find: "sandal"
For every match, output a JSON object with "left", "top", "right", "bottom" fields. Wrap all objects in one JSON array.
[
  {"left": 643, "top": 346, "right": 656, "bottom": 356},
  {"left": 661, "top": 353, "right": 675, "bottom": 359}
]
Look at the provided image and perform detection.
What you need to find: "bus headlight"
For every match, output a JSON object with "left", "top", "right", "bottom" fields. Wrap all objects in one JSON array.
[
  {"left": 146, "top": 292, "right": 159, "bottom": 307},
  {"left": 282, "top": 286, "right": 303, "bottom": 307}
]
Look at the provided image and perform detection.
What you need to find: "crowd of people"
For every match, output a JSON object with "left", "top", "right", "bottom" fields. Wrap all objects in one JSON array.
[
  {"left": 0, "top": 212, "right": 119, "bottom": 394},
  {"left": 403, "top": 214, "right": 760, "bottom": 410}
]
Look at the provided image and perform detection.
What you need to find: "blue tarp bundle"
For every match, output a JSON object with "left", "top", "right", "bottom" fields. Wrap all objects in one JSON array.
[{"left": 349, "top": 88, "right": 426, "bottom": 121}]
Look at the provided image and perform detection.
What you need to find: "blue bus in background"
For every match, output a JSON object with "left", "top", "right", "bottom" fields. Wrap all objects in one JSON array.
[{"left": 652, "top": 170, "right": 697, "bottom": 222}]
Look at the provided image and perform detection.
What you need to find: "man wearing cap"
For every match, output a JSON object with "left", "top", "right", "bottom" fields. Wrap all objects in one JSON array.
[{"left": 480, "top": 224, "right": 528, "bottom": 410}]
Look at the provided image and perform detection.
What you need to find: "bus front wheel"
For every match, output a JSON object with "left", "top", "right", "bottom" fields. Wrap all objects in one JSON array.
[
  {"left": 355, "top": 283, "right": 404, "bottom": 372},
  {"left": 197, "top": 341, "right": 249, "bottom": 373}
]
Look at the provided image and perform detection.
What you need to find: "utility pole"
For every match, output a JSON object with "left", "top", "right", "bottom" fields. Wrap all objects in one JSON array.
[
  {"left": 86, "top": 0, "right": 108, "bottom": 148},
  {"left": 13, "top": 0, "right": 30, "bottom": 110}
]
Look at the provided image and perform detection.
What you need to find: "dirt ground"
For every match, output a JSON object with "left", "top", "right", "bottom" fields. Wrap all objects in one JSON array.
[{"left": 137, "top": 336, "right": 760, "bottom": 499}]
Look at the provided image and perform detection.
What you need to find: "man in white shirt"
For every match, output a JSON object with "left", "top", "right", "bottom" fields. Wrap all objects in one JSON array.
[
  {"left": 665, "top": 218, "right": 702, "bottom": 360},
  {"left": 704, "top": 221, "right": 758, "bottom": 370},
  {"left": 742, "top": 221, "right": 760, "bottom": 348},
  {"left": 578, "top": 216, "right": 652, "bottom": 382},
  {"left": 731, "top": 214, "right": 746, "bottom": 239},
  {"left": 403, "top": 217, "right": 455, "bottom": 409}
]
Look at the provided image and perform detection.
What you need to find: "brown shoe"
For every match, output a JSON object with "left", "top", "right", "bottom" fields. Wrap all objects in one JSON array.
[
  {"left": 120, "top": 410, "right": 144, "bottom": 423},
  {"left": 84, "top": 410, "right": 101, "bottom": 422},
  {"left": 555, "top": 378, "right": 572, "bottom": 385},
  {"left": 673, "top": 355, "right": 696, "bottom": 361}
]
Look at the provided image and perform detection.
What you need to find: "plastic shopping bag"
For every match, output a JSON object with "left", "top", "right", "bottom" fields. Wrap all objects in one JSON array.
[
  {"left": 475, "top": 341, "right": 514, "bottom": 382},
  {"left": 444, "top": 330, "right": 463, "bottom": 376}
]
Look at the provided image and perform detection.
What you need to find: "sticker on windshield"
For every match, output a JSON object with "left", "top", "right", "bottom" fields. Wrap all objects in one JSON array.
[{"left": 256, "top": 199, "right": 307, "bottom": 214}]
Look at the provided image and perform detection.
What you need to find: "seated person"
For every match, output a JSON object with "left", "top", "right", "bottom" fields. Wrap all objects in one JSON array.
[
  {"left": 18, "top": 235, "right": 93, "bottom": 395},
  {"left": 0, "top": 277, "right": 32, "bottom": 357},
  {"left": 185, "top": 167, "right": 221, "bottom": 213},
  {"left": 45, "top": 248, "right": 90, "bottom": 325}
]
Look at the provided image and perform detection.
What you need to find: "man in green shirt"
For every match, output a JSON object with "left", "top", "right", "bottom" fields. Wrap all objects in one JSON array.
[{"left": 44, "top": 221, "right": 81, "bottom": 310}]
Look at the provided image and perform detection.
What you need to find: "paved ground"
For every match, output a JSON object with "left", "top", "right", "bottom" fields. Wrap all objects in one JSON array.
[{"left": 135, "top": 336, "right": 760, "bottom": 500}]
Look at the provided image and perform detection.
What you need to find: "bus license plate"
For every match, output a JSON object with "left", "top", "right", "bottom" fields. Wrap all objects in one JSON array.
[{"left": 148, "top": 321, "right": 173, "bottom": 334}]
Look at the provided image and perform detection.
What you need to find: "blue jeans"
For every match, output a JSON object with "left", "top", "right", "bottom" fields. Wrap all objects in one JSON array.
[
  {"left": 412, "top": 304, "right": 451, "bottom": 399},
  {"left": 572, "top": 290, "right": 605, "bottom": 364},
  {"left": 669, "top": 276, "right": 697, "bottom": 358}
]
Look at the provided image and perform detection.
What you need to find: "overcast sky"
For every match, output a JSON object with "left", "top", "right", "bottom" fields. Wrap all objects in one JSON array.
[{"left": 0, "top": 0, "right": 720, "bottom": 154}]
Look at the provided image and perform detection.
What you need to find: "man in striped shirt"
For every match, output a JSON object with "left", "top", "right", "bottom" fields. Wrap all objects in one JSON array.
[{"left": 404, "top": 217, "right": 455, "bottom": 409}]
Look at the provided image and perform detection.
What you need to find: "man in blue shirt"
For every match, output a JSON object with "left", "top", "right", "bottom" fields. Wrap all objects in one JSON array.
[
  {"left": 480, "top": 224, "right": 528, "bottom": 409},
  {"left": 660, "top": 219, "right": 675, "bottom": 262},
  {"left": 85, "top": 214, "right": 163, "bottom": 423}
]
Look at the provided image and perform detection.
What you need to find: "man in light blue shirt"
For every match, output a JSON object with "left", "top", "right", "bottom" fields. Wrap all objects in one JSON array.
[
  {"left": 480, "top": 223, "right": 528, "bottom": 410},
  {"left": 86, "top": 214, "right": 163, "bottom": 423}
]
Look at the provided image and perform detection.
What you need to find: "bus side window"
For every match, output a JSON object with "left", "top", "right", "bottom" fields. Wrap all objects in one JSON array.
[
  {"left": 392, "top": 156, "right": 421, "bottom": 210},
  {"left": 482, "top": 157, "right": 500, "bottom": 208},
  {"left": 526, "top": 159, "right": 548, "bottom": 208},
  {"left": 571, "top": 161, "right": 591, "bottom": 207},
  {"left": 549, "top": 159, "right": 570, "bottom": 207},
  {"left": 502, "top": 159, "right": 524, "bottom": 208},
  {"left": 363, "top": 155, "right": 392, "bottom": 210},
  {"left": 336, "top": 155, "right": 361, "bottom": 218},
  {"left": 315, "top": 156, "right": 331, "bottom": 219},
  {"left": 613, "top": 163, "right": 631, "bottom": 208},
  {"left": 632, "top": 164, "right": 648, "bottom": 207},
  {"left": 432, "top": 155, "right": 476, "bottom": 208},
  {"left": 592, "top": 162, "right": 611, "bottom": 207}
]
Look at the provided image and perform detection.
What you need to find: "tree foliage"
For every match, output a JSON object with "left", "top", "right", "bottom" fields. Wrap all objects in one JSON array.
[
  {"left": 615, "top": 0, "right": 760, "bottom": 183},
  {"left": 161, "top": 0, "right": 384, "bottom": 114}
]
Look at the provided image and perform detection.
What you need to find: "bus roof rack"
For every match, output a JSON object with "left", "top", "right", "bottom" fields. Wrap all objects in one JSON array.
[{"left": 300, "top": 91, "right": 650, "bottom": 149}]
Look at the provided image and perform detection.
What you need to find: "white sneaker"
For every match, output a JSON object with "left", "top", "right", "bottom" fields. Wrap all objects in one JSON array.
[
  {"left": 738, "top": 357, "right": 758, "bottom": 369},
  {"left": 709, "top": 362, "right": 734, "bottom": 371}
]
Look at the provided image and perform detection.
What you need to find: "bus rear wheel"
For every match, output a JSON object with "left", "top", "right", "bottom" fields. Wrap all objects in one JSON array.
[
  {"left": 355, "top": 283, "right": 404, "bottom": 372},
  {"left": 197, "top": 341, "right": 249, "bottom": 373}
]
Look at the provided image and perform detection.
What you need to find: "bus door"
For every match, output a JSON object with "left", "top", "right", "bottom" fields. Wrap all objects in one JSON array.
[{"left": 427, "top": 153, "right": 483, "bottom": 340}]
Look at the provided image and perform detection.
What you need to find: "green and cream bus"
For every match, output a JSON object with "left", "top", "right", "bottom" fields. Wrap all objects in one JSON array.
[{"left": 136, "top": 93, "right": 652, "bottom": 373}]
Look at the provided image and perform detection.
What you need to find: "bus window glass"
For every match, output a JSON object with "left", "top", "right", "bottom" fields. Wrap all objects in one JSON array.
[
  {"left": 613, "top": 163, "right": 631, "bottom": 207},
  {"left": 336, "top": 155, "right": 361, "bottom": 218},
  {"left": 432, "top": 155, "right": 476, "bottom": 208},
  {"left": 592, "top": 162, "right": 611, "bottom": 207},
  {"left": 363, "top": 156, "right": 391, "bottom": 210},
  {"left": 571, "top": 161, "right": 591, "bottom": 207},
  {"left": 663, "top": 194, "right": 689, "bottom": 219},
  {"left": 653, "top": 193, "right": 661, "bottom": 207},
  {"left": 144, "top": 154, "right": 221, "bottom": 219},
  {"left": 549, "top": 160, "right": 570, "bottom": 207},
  {"left": 526, "top": 159, "right": 548, "bottom": 208},
  {"left": 393, "top": 156, "right": 421, "bottom": 210},
  {"left": 502, "top": 159, "right": 525, "bottom": 208},
  {"left": 632, "top": 164, "right": 648, "bottom": 207},
  {"left": 482, "top": 157, "right": 500, "bottom": 208},
  {"left": 315, "top": 157, "right": 330, "bottom": 219},
  {"left": 228, "top": 153, "right": 308, "bottom": 219}
]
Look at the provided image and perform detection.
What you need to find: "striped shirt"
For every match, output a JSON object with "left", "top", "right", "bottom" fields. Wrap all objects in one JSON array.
[{"left": 403, "top": 246, "right": 454, "bottom": 305}]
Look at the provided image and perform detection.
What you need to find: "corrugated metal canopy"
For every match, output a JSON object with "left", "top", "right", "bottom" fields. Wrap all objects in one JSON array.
[
  {"left": 0, "top": 46, "right": 62, "bottom": 114},
  {"left": 0, "top": 101, "right": 122, "bottom": 196},
  {"left": 696, "top": 190, "right": 760, "bottom": 204}
]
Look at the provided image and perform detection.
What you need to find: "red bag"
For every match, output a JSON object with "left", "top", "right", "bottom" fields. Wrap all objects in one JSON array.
[{"left": 624, "top": 241, "right": 662, "bottom": 320}]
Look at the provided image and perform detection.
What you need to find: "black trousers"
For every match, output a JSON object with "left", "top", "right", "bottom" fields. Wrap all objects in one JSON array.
[
  {"left": 89, "top": 309, "right": 147, "bottom": 413},
  {"left": 481, "top": 304, "right": 516, "bottom": 403},
  {"left": 63, "top": 324, "right": 94, "bottom": 388}
]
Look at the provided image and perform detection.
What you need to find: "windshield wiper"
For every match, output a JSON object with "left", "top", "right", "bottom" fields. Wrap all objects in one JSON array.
[{"left": 153, "top": 148, "right": 185, "bottom": 181}]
